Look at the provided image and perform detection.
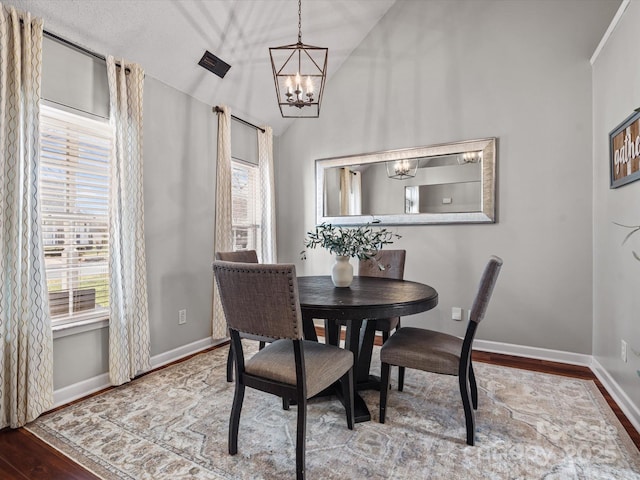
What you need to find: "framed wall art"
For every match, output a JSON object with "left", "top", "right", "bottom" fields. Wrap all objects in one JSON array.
[{"left": 610, "top": 109, "right": 640, "bottom": 189}]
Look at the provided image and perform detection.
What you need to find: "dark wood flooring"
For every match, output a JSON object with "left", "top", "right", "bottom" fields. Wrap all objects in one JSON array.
[{"left": 1, "top": 340, "right": 638, "bottom": 479}]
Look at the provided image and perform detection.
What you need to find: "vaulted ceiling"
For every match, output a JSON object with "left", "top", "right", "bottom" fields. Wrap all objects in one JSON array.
[{"left": 11, "top": 0, "right": 397, "bottom": 135}]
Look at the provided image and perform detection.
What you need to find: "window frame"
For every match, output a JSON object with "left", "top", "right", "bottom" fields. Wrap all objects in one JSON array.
[{"left": 39, "top": 103, "right": 112, "bottom": 330}]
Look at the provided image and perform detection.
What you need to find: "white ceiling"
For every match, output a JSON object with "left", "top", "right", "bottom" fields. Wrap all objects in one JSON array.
[{"left": 10, "top": 0, "right": 397, "bottom": 135}]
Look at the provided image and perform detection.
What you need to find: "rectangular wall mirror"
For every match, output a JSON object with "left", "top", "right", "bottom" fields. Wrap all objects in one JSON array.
[{"left": 316, "top": 138, "right": 496, "bottom": 225}]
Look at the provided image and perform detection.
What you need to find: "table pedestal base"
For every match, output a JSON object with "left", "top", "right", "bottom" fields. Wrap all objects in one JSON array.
[{"left": 307, "top": 317, "right": 384, "bottom": 423}]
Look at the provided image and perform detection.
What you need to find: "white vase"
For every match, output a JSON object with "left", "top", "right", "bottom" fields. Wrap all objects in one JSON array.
[{"left": 331, "top": 255, "right": 353, "bottom": 287}]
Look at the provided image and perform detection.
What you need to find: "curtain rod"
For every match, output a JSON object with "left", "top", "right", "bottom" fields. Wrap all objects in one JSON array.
[
  {"left": 44, "top": 30, "right": 106, "bottom": 62},
  {"left": 43, "top": 29, "right": 130, "bottom": 72},
  {"left": 213, "top": 106, "right": 265, "bottom": 133}
]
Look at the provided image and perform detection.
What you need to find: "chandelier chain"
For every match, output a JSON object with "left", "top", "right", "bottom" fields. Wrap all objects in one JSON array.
[{"left": 297, "top": 0, "right": 302, "bottom": 43}]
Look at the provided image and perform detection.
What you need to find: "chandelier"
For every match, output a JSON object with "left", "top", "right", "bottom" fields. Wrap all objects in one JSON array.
[
  {"left": 269, "top": 0, "right": 328, "bottom": 118},
  {"left": 387, "top": 159, "right": 418, "bottom": 180}
]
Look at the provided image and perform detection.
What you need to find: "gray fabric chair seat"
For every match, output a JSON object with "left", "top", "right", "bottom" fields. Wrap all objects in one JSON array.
[
  {"left": 380, "top": 327, "right": 462, "bottom": 376},
  {"left": 246, "top": 339, "right": 354, "bottom": 398}
]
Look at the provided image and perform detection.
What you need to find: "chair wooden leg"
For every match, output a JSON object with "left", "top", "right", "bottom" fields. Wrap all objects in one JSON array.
[
  {"left": 229, "top": 382, "right": 245, "bottom": 454},
  {"left": 258, "top": 341, "right": 266, "bottom": 350},
  {"left": 382, "top": 330, "right": 389, "bottom": 343},
  {"left": 226, "top": 344, "right": 234, "bottom": 383},
  {"left": 469, "top": 361, "right": 478, "bottom": 410},
  {"left": 296, "top": 396, "right": 307, "bottom": 480},
  {"left": 340, "top": 368, "right": 354, "bottom": 429},
  {"left": 459, "top": 373, "right": 475, "bottom": 446},
  {"left": 379, "top": 362, "right": 391, "bottom": 423},
  {"left": 398, "top": 366, "right": 405, "bottom": 392}
]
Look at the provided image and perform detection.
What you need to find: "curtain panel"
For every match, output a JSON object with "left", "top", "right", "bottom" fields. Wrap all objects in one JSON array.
[
  {"left": 0, "top": 3, "right": 53, "bottom": 428},
  {"left": 258, "top": 125, "right": 277, "bottom": 263},
  {"left": 106, "top": 56, "right": 151, "bottom": 386},
  {"left": 212, "top": 105, "right": 232, "bottom": 339}
]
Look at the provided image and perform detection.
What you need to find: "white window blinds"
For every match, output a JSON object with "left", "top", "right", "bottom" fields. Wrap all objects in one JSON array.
[
  {"left": 231, "top": 159, "right": 260, "bottom": 252},
  {"left": 39, "top": 105, "right": 112, "bottom": 326}
]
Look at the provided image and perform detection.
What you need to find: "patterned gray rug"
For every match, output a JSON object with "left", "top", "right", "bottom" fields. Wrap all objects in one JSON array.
[{"left": 27, "top": 343, "right": 640, "bottom": 479}]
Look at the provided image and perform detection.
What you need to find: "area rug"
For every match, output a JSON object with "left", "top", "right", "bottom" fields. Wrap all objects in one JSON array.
[{"left": 27, "top": 343, "right": 640, "bottom": 479}]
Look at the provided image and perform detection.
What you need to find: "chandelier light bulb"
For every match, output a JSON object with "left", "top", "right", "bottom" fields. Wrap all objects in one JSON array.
[
  {"left": 295, "top": 72, "right": 302, "bottom": 94},
  {"left": 394, "top": 160, "right": 409, "bottom": 175},
  {"left": 387, "top": 158, "right": 418, "bottom": 179}
]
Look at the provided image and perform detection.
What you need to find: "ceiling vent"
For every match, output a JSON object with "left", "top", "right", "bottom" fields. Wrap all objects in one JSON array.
[{"left": 198, "top": 51, "right": 231, "bottom": 78}]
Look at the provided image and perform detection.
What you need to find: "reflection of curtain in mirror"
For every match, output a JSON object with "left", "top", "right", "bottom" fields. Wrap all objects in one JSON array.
[
  {"left": 339, "top": 168, "right": 362, "bottom": 215},
  {"left": 405, "top": 186, "right": 419, "bottom": 213},
  {"left": 351, "top": 171, "right": 362, "bottom": 214}
]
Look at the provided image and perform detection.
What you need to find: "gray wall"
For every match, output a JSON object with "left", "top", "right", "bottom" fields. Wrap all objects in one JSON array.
[
  {"left": 276, "top": 0, "right": 619, "bottom": 354},
  {"left": 144, "top": 78, "right": 217, "bottom": 357},
  {"left": 592, "top": 1, "right": 640, "bottom": 416}
]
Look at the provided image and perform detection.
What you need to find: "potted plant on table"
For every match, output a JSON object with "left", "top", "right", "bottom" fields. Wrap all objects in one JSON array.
[{"left": 301, "top": 222, "right": 401, "bottom": 287}]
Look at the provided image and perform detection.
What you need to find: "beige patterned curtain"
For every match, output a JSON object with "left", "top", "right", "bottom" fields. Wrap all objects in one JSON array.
[
  {"left": 0, "top": 4, "right": 53, "bottom": 428},
  {"left": 212, "top": 105, "right": 232, "bottom": 339},
  {"left": 106, "top": 56, "right": 151, "bottom": 386},
  {"left": 258, "top": 125, "right": 277, "bottom": 263}
]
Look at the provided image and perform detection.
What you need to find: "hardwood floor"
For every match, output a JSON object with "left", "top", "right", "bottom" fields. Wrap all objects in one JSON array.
[
  {"left": 1, "top": 341, "right": 638, "bottom": 479},
  {"left": 0, "top": 428, "right": 100, "bottom": 480}
]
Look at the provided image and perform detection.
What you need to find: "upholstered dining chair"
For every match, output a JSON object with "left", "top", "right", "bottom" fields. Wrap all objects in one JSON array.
[
  {"left": 359, "top": 249, "right": 406, "bottom": 341},
  {"left": 215, "top": 250, "right": 265, "bottom": 382},
  {"left": 212, "top": 261, "right": 355, "bottom": 480},
  {"left": 357, "top": 249, "right": 406, "bottom": 385},
  {"left": 378, "top": 255, "right": 503, "bottom": 446}
]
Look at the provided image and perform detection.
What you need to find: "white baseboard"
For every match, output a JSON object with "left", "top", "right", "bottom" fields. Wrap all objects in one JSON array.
[
  {"left": 149, "top": 336, "right": 222, "bottom": 369},
  {"left": 53, "top": 372, "right": 111, "bottom": 408},
  {"left": 591, "top": 357, "right": 640, "bottom": 434},
  {"left": 473, "top": 339, "right": 592, "bottom": 366},
  {"left": 52, "top": 336, "right": 226, "bottom": 408}
]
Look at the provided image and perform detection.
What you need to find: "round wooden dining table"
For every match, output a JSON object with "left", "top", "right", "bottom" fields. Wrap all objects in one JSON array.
[{"left": 297, "top": 275, "right": 438, "bottom": 423}]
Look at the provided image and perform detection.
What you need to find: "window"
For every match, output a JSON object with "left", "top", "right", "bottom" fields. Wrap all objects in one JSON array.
[
  {"left": 39, "top": 105, "right": 112, "bottom": 327},
  {"left": 231, "top": 159, "right": 261, "bottom": 252}
]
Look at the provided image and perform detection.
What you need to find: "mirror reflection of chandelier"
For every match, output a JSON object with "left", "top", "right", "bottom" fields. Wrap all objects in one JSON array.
[
  {"left": 387, "top": 158, "right": 418, "bottom": 180},
  {"left": 458, "top": 151, "right": 483, "bottom": 164}
]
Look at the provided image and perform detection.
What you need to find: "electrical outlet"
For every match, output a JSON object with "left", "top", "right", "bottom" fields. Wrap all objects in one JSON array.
[
  {"left": 452, "top": 307, "right": 463, "bottom": 321},
  {"left": 621, "top": 339, "right": 628, "bottom": 363},
  {"left": 179, "top": 309, "right": 187, "bottom": 325}
]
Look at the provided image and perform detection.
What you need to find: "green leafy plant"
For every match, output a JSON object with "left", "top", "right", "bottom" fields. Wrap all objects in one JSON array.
[
  {"left": 614, "top": 222, "right": 640, "bottom": 261},
  {"left": 301, "top": 222, "right": 401, "bottom": 267}
]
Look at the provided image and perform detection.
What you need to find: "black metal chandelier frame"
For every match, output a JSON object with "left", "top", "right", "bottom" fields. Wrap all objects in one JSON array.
[{"left": 269, "top": 0, "right": 328, "bottom": 118}]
